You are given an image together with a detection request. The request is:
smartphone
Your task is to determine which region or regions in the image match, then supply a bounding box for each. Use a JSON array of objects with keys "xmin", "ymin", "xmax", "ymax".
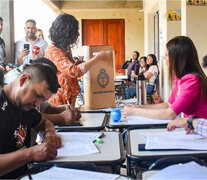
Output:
[{"xmin": 24, "ymin": 44, "xmax": 30, "ymax": 50}]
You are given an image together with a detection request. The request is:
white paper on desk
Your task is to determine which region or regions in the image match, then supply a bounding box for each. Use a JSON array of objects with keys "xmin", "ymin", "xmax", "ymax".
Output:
[
  {"xmin": 147, "ymin": 161, "xmax": 207, "ymax": 180},
  {"xmin": 126, "ymin": 116, "xmax": 170, "ymax": 125},
  {"xmin": 31, "ymin": 167, "xmax": 120, "ymax": 180},
  {"xmin": 58, "ymin": 141, "xmax": 99, "ymax": 156},
  {"xmin": 57, "ymin": 132, "xmax": 102, "ymax": 157},
  {"xmin": 120, "ymin": 98, "xmax": 137, "ymax": 105},
  {"xmin": 141, "ymin": 130, "xmax": 207, "ymax": 150},
  {"xmin": 58, "ymin": 132, "xmax": 102, "ymax": 143}
]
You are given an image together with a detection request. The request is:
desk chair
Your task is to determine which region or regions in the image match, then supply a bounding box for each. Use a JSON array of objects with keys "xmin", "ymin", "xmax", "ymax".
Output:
[
  {"xmin": 115, "ymin": 80, "xmax": 126, "ymax": 100},
  {"xmin": 125, "ymin": 127, "xmax": 207, "ymax": 179}
]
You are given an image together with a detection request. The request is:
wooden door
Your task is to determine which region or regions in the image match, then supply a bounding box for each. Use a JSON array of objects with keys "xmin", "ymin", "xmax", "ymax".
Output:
[
  {"xmin": 82, "ymin": 20, "xmax": 104, "ymax": 45},
  {"xmin": 82, "ymin": 19, "xmax": 125, "ymax": 74}
]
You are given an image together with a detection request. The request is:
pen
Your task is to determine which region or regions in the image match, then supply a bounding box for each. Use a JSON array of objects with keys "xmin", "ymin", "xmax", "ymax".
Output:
[{"xmin": 38, "ymin": 132, "xmax": 46, "ymax": 142}]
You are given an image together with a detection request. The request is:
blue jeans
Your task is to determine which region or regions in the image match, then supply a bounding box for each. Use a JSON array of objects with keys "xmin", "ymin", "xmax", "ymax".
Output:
[
  {"xmin": 125, "ymin": 85, "xmax": 136, "ymax": 99},
  {"xmin": 146, "ymin": 84, "xmax": 154, "ymax": 95},
  {"xmin": 146, "ymin": 84, "xmax": 155, "ymax": 103}
]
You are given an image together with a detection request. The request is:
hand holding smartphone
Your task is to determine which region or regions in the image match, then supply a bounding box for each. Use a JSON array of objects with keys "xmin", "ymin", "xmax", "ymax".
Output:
[{"xmin": 24, "ymin": 44, "xmax": 30, "ymax": 50}]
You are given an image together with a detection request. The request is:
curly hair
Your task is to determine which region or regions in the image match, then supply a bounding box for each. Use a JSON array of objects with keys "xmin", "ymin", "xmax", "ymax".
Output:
[{"xmin": 49, "ymin": 13, "xmax": 79, "ymax": 51}]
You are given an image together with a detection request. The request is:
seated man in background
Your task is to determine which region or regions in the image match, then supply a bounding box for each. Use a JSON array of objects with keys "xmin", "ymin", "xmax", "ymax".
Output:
[
  {"xmin": 0, "ymin": 63, "xmax": 61, "ymax": 179},
  {"xmin": 15, "ymin": 19, "xmax": 48, "ymax": 65}
]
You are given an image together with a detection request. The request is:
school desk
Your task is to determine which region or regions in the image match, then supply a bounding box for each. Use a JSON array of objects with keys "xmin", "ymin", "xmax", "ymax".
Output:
[{"xmin": 125, "ymin": 127, "xmax": 207, "ymax": 178}]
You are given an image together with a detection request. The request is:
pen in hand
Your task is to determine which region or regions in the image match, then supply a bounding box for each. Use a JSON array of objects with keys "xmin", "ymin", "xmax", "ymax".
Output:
[{"xmin": 38, "ymin": 132, "xmax": 46, "ymax": 142}]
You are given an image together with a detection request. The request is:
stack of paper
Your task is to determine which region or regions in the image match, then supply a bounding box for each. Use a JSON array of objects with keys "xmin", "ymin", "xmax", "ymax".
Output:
[
  {"xmin": 141, "ymin": 130, "xmax": 207, "ymax": 150},
  {"xmin": 148, "ymin": 161, "xmax": 207, "ymax": 180},
  {"xmin": 57, "ymin": 132, "xmax": 102, "ymax": 157},
  {"xmin": 31, "ymin": 167, "xmax": 120, "ymax": 180},
  {"xmin": 126, "ymin": 116, "xmax": 170, "ymax": 125}
]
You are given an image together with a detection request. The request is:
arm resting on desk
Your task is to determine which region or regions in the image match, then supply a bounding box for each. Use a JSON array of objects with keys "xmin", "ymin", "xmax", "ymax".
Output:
[
  {"xmin": 126, "ymin": 102, "xmax": 169, "ymax": 109},
  {"xmin": 167, "ymin": 118, "xmax": 207, "ymax": 137},
  {"xmin": 123, "ymin": 102, "xmax": 177, "ymax": 120}
]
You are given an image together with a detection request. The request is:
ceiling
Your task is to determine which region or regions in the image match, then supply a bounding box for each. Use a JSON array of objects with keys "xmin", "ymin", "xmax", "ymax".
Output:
[{"xmin": 42, "ymin": 0, "xmax": 143, "ymax": 12}]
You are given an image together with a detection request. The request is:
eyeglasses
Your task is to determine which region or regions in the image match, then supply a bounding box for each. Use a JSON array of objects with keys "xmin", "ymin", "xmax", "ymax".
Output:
[{"xmin": 140, "ymin": 61, "xmax": 145, "ymax": 63}]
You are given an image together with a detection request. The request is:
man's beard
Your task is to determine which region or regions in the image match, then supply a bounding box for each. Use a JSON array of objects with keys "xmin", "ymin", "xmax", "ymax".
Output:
[
  {"xmin": 15, "ymin": 96, "xmax": 35, "ymax": 111},
  {"xmin": 27, "ymin": 33, "xmax": 35, "ymax": 39}
]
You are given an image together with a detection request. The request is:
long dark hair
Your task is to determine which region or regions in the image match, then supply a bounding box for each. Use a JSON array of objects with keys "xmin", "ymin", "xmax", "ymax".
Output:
[
  {"xmin": 166, "ymin": 36, "xmax": 207, "ymax": 97},
  {"xmin": 133, "ymin": 51, "xmax": 140, "ymax": 61},
  {"xmin": 49, "ymin": 13, "xmax": 79, "ymax": 51},
  {"xmin": 147, "ymin": 54, "xmax": 159, "ymax": 73}
]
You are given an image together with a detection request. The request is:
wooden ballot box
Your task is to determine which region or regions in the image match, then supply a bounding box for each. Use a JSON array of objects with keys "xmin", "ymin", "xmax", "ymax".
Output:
[{"xmin": 83, "ymin": 45, "xmax": 115, "ymax": 109}]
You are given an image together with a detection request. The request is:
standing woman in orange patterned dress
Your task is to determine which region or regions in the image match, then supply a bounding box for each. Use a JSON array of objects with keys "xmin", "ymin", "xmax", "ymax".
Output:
[{"xmin": 45, "ymin": 13, "xmax": 111, "ymax": 107}]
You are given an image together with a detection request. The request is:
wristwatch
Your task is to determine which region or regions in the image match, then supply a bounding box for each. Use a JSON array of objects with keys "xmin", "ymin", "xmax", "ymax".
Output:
[{"xmin": 187, "ymin": 116, "xmax": 194, "ymax": 130}]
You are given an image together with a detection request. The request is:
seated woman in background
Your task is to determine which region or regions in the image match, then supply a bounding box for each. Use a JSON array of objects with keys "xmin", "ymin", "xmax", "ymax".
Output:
[
  {"xmin": 131, "ymin": 56, "xmax": 148, "ymax": 77},
  {"xmin": 138, "ymin": 56, "xmax": 148, "ymax": 75},
  {"xmin": 167, "ymin": 54, "xmax": 207, "ymax": 137},
  {"xmin": 145, "ymin": 54, "xmax": 159, "ymax": 103},
  {"xmin": 123, "ymin": 36, "xmax": 207, "ymax": 120},
  {"xmin": 121, "ymin": 51, "xmax": 140, "ymax": 99},
  {"xmin": 121, "ymin": 51, "xmax": 140, "ymax": 80}
]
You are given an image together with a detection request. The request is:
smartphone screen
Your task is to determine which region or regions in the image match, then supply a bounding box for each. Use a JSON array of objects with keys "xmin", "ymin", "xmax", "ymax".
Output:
[{"xmin": 24, "ymin": 44, "xmax": 30, "ymax": 50}]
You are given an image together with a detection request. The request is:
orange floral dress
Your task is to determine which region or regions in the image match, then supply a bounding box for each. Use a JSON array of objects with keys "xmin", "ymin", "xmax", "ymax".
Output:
[{"xmin": 45, "ymin": 44, "xmax": 86, "ymax": 106}]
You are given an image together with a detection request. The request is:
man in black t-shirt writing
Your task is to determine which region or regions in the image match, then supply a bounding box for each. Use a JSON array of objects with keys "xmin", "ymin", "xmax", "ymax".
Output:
[{"xmin": 0, "ymin": 63, "xmax": 61, "ymax": 179}]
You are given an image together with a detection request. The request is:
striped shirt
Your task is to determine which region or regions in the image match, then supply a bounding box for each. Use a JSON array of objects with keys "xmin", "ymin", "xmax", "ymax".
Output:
[{"xmin": 195, "ymin": 118, "xmax": 207, "ymax": 137}]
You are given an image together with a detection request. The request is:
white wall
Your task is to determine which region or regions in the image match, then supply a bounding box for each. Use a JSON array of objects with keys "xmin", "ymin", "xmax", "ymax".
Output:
[
  {"xmin": 167, "ymin": 1, "xmax": 181, "ymax": 41},
  {"xmin": 14, "ymin": 0, "xmax": 57, "ymax": 43},
  {"xmin": 144, "ymin": 0, "xmax": 169, "ymax": 102},
  {"xmin": 186, "ymin": 5, "xmax": 207, "ymax": 74}
]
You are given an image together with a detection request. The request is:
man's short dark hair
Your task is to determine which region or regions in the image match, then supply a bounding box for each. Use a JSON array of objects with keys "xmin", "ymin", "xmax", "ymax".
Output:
[
  {"xmin": 25, "ymin": 19, "xmax": 36, "ymax": 25},
  {"xmin": 30, "ymin": 58, "xmax": 58, "ymax": 74},
  {"xmin": 0, "ymin": 17, "xmax": 3, "ymax": 22},
  {"xmin": 22, "ymin": 63, "xmax": 60, "ymax": 93}
]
